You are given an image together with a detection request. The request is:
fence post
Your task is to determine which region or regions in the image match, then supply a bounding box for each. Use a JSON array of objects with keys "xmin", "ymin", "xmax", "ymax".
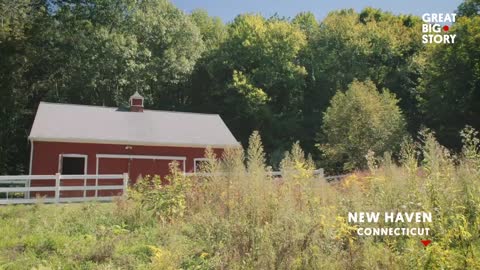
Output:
[
  {"xmin": 95, "ymin": 175, "xmax": 98, "ymax": 198},
  {"xmin": 55, "ymin": 173, "xmax": 61, "ymax": 203},
  {"xmin": 83, "ymin": 176, "xmax": 87, "ymax": 198},
  {"xmin": 318, "ymin": 168, "xmax": 324, "ymax": 178},
  {"xmin": 122, "ymin": 173, "xmax": 129, "ymax": 197},
  {"xmin": 25, "ymin": 178, "xmax": 31, "ymax": 199}
]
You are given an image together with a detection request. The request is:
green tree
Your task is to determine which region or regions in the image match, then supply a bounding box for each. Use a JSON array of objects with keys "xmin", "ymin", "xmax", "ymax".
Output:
[
  {"xmin": 419, "ymin": 14, "xmax": 480, "ymax": 149},
  {"xmin": 320, "ymin": 80, "xmax": 406, "ymax": 170},
  {"xmin": 188, "ymin": 14, "xmax": 307, "ymax": 163},
  {"xmin": 309, "ymin": 9, "xmax": 423, "ymax": 134},
  {"xmin": 44, "ymin": 0, "xmax": 204, "ymax": 107},
  {"xmin": 190, "ymin": 9, "xmax": 226, "ymax": 52},
  {"xmin": 132, "ymin": 0, "xmax": 204, "ymax": 109},
  {"xmin": 292, "ymin": 12, "xmax": 321, "ymax": 158},
  {"xmin": 0, "ymin": 0, "xmax": 48, "ymax": 174},
  {"xmin": 457, "ymin": 0, "xmax": 480, "ymax": 17}
]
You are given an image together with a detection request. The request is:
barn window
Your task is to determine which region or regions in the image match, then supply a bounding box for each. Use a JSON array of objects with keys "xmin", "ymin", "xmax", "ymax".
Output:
[
  {"xmin": 194, "ymin": 158, "xmax": 211, "ymax": 173},
  {"xmin": 59, "ymin": 155, "xmax": 87, "ymax": 175}
]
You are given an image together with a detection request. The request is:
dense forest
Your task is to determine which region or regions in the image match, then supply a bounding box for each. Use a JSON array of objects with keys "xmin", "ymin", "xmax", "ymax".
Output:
[{"xmin": 1, "ymin": 0, "xmax": 479, "ymax": 174}]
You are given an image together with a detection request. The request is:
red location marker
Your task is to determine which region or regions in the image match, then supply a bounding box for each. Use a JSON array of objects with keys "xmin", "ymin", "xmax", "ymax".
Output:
[
  {"xmin": 421, "ymin": 240, "xmax": 431, "ymax": 247},
  {"xmin": 443, "ymin": 25, "xmax": 449, "ymax": 32}
]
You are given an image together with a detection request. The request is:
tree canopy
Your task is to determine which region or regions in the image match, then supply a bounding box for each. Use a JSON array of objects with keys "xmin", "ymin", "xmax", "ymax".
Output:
[
  {"xmin": 321, "ymin": 80, "xmax": 406, "ymax": 170},
  {"xmin": 419, "ymin": 15, "xmax": 480, "ymax": 149}
]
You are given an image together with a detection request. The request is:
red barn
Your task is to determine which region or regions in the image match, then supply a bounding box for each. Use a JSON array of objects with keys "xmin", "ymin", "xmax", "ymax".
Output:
[{"xmin": 28, "ymin": 92, "xmax": 239, "ymax": 186}]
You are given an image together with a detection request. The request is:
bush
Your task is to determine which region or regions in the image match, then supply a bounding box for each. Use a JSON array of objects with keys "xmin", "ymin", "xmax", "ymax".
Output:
[
  {"xmin": 129, "ymin": 162, "xmax": 192, "ymax": 224},
  {"xmin": 320, "ymin": 79, "xmax": 406, "ymax": 171}
]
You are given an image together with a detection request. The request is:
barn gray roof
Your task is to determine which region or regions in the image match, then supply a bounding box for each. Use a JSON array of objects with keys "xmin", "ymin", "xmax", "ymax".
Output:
[{"xmin": 29, "ymin": 102, "xmax": 239, "ymax": 148}]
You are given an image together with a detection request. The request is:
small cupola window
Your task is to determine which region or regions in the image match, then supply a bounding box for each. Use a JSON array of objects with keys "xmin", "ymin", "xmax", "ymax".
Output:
[{"xmin": 129, "ymin": 91, "xmax": 144, "ymax": 112}]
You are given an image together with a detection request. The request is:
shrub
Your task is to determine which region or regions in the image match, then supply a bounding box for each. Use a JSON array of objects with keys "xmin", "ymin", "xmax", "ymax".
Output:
[
  {"xmin": 129, "ymin": 162, "xmax": 192, "ymax": 224},
  {"xmin": 320, "ymin": 79, "xmax": 406, "ymax": 171}
]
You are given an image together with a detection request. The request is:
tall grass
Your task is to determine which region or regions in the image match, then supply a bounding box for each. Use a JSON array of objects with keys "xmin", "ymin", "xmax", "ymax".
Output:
[{"xmin": 0, "ymin": 128, "xmax": 479, "ymax": 269}]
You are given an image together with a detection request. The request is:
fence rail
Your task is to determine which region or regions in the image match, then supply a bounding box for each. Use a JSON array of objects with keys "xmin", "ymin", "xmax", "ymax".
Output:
[
  {"xmin": 0, "ymin": 173, "xmax": 129, "ymax": 205},
  {"xmin": 1, "ymin": 170, "xmax": 347, "ymax": 205},
  {"xmin": 185, "ymin": 168, "xmax": 347, "ymax": 182},
  {"xmin": 325, "ymin": 174, "xmax": 349, "ymax": 182}
]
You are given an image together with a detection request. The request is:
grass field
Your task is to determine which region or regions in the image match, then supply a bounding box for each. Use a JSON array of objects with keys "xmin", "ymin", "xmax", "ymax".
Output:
[{"xmin": 1, "ymin": 131, "xmax": 479, "ymax": 269}]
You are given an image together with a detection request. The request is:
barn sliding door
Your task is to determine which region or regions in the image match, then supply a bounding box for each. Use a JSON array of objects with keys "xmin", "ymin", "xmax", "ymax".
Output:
[{"xmin": 96, "ymin": 154, "xmax": 186, "ymax": 185}]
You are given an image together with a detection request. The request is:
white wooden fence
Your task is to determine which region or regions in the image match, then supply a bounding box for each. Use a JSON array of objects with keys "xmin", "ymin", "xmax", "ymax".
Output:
[
  {"xmin": 184, "ymin": 168, "xmax": 348, "ymax": 181},
  {"xmin": 185, "ymin": 169, "xmax": 347, "ymax": 182},
  {"xmin": 269, "ymin": 169, "xmax": 325, "ymax": 178},
  {"xmin": 0, "ymin": 173, "xmax": 128, "ymax": 205},
  {"xmin": 324, "ymin": 174, "xmax": 348, "ymax": 182},
  {"xmin": 0, "ymin": 170, "xmax": 346, "ymax": 205}
]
